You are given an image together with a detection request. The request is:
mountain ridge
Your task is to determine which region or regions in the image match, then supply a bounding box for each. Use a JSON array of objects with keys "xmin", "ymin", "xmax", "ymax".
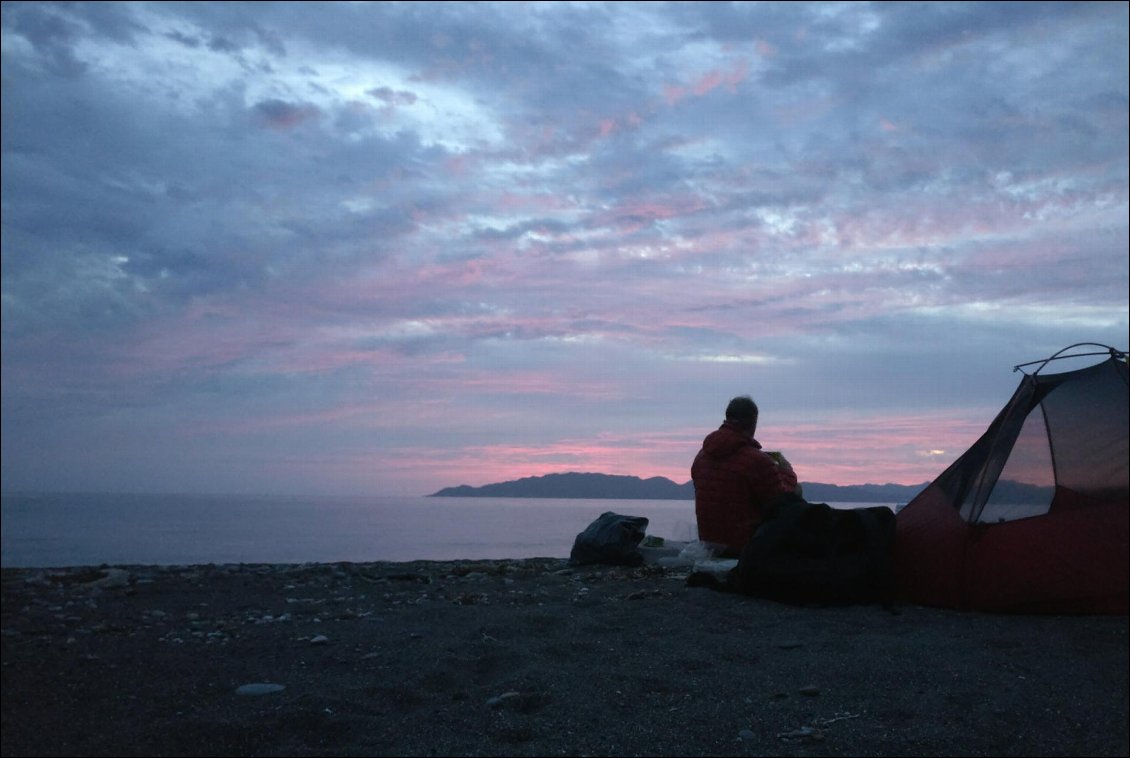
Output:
[{"xmin": 430, "ymin": 472, "xmax": 928, "ymax": 502}]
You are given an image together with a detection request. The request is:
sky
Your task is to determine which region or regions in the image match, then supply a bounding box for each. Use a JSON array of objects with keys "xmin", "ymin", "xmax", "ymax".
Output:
[{"xmin": 2, "ymin": 1, "xmax": 1127, "ymax": 498}]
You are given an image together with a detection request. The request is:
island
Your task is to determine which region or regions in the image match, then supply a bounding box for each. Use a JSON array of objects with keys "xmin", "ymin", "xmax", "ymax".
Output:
[{"xmin": 430, "ymin": 471, "xmax": 928, "ymax": 503}]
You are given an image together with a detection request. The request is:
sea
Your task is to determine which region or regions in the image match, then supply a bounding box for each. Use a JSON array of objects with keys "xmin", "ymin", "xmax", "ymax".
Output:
[{"xmin": 0, "ymin": 492, "xmax": 897, "ymax": 568}]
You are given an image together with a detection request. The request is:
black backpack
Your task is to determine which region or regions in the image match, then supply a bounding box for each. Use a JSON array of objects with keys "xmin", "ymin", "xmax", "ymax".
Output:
[{"xmin": 707, "ymin": 495, "xmax": 896, "ymax": 606}]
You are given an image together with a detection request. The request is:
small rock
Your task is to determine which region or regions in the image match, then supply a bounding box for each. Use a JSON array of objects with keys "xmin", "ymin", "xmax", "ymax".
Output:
[
  {"xmin": 487, "ymin": 691, "xmax": 521, "ymax": 708},
  {"xmin": 24, "ymin": 572, "xmax": 51, "ymax": 587},
  {"xmin": 87, "ymin": 569, "xmax": 130, "ymax": 589},
  {"xmin": 309, "ymin": 634, "xmax": 329, "ymax": 645},
  {"xmin": 235, "ymin": 683, "xmax": 286, "ymax": 696},
  {"xmin": 798, "ymin": 685, "xmax": 821, "ymax": 697},
  {"xmin": 739, "ymin": 729, "xmax": 756, "ymax": 741},
  {"xmin": 777, "ymin": 726, "xmax": 824, "ymax": 743}
]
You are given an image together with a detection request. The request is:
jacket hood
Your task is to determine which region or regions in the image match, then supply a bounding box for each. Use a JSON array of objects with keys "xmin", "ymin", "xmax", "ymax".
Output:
[{"xmin": 701, "ymin": 421, "xmax": 762, "ymax": 459}]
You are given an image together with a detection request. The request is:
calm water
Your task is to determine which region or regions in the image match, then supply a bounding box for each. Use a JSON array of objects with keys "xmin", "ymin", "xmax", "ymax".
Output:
[{"xmin": 0, "ymin": 492, "xmax": 895, "ymax": 568}]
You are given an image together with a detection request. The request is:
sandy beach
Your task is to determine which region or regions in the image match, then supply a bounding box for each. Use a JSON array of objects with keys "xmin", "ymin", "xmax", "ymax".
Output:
[{"xmin": 2, "ymin": 558, "xmax": 1126, "ymax": 757}]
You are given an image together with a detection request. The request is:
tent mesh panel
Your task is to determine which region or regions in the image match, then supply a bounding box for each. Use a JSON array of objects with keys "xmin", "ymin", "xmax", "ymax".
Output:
[{"xmin": 943, "ymin": 356, "xmax": 1128, "ymax": 524}]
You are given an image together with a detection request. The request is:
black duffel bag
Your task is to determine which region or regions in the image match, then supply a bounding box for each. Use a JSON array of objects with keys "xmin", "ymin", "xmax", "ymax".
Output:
[{"xmin": 688, "ymin": 494, "xmax": 896, "ymax": 606}]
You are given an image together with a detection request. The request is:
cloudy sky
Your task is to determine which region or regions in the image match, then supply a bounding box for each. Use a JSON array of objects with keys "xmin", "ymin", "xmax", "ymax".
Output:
[{"xmin": 2, "ymin": 1, "xmax": 1127, "ymax": 497}]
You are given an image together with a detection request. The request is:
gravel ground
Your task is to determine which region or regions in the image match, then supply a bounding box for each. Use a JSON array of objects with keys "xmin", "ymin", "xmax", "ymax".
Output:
[{"xmin": 2, "ymin": 559, "xmax": 1127, "ymax": 757}]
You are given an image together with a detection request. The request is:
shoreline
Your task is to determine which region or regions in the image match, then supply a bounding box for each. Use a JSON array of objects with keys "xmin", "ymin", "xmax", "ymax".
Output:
[
  {"xmin": 2, "ymin": 558, "xmax": 1127, "ymax": 757},
  {"xmin": 0, "ymin": 491, "xmax": 902, "ymax": 571}
]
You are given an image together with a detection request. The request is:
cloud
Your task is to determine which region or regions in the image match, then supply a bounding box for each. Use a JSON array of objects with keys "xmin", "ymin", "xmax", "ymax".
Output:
[
  {"xmin": 252, "ymin": 98, "xmax": 321, "ymax": 128},
  {"xmin": 2, "ymin": 1, "xmax": 1127, "ymax": 497},
  {"xmin": 2, "ymin": 2, "xmax": 90, "ymax": 77},
  {"xmin": 367, "ymin": 86, "xmax": 418, "ymax": 107}
]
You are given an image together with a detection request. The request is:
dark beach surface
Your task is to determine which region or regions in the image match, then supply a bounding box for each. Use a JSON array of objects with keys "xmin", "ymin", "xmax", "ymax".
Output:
[{"xmin": 2, "ymin": 558, "xmax": 1126, "ymax": 757}]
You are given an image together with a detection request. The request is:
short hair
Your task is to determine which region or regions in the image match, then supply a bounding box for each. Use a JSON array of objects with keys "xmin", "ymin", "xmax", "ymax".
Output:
[{"xmin": 725, "ymin": 395, "xmax": 759, "ymax": 428}]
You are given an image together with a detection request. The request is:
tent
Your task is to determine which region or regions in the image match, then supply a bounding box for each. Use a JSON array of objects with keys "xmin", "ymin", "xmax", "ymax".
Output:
[{"xmin": 895, "ymin": 344, "xmax": 1129, "ymax": 614}]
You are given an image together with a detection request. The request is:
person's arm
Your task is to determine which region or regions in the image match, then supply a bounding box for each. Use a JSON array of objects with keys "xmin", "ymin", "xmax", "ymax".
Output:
[
  {"xmin": 747, "ymin": 449, "xmax": 797, "ymax": 502},
  {"xmin": 767, "ymin": 451, "xmax": 801, "ymax": 496}
]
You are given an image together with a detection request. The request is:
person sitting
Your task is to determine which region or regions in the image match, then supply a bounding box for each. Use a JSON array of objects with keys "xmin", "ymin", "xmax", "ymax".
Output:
[{"xmin": 691, "ymin": 395, "xmax": 800, "ymax": 556}]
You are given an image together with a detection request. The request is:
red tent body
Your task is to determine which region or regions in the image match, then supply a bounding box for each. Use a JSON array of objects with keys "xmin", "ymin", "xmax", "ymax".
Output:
[{"xmin": 895, "ymin": 348, "xmax": 1129, "ymax": 614}]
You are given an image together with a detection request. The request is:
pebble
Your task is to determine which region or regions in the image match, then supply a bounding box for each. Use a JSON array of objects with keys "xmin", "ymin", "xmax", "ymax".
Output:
[
  {"xmin": 487, "ymin": 691, "xmax": 521, "ymax": 708},
  {"xmin": 777, "ymin": 726, "xmax": 824, "ymax": 742},
  {"xmin": 738, "ymin": 729, "xmax": 756, "ymax": 741},
  {"xmin": 799, "ymin": 685, "xmax": 821, "ymax": 697},
  {"xmin": 309, "ymin": 634, "xmax": 329, "ymax": 645},
  {"xmin": 235, "ymin": 683, "xmax": 285, "ymax": 696},
  {"xmin": 85, "ymin": 569, "xmax": 131, "ymax": 589}
]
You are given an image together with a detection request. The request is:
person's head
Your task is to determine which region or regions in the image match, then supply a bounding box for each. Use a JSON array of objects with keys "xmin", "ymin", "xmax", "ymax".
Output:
[{"xmin": 725, "ymin": 395, "xmax": 759, "ymax": 435}]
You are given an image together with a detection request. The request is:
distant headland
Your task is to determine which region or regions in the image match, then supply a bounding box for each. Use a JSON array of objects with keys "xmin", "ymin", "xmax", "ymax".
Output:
[{"xmin": 430, "ymin": 472, "xmax": 928, "ymax": 502}]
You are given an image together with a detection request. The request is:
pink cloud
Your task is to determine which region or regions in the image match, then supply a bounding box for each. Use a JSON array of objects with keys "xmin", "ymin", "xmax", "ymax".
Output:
[
  {"xmin": 445, "ymin": 154, "xmax": 470, "ymax": 176},
  {"xmin": 594, "ymin": 108, "xmax": 649, "ymax": 140},
  {"xmin": 663, "ymin": 84, "xmax": 688, "ymax": 106},
  {"xmin": 415, "ymin": 433, "xmax": 698, "ymax": 490},
  {"xmin": 665, "ymin": 59, "xmax": 750, "ymax": 105},
  {"xmin": 595, "ymin": 194, "xmax": 709, "ymax": 233},
  {"xmin": 693, "ymin": 70, "xmax": 726, "ymax": 96},
  {"xmin": 766, "ymin": 411, "xmax": 995, "ymax": 486}
]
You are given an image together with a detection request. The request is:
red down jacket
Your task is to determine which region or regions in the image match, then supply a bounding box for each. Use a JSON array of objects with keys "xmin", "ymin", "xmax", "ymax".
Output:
[{"xmin": 691, "ymin": 421, "xmax": 798, "ymax": 556}]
